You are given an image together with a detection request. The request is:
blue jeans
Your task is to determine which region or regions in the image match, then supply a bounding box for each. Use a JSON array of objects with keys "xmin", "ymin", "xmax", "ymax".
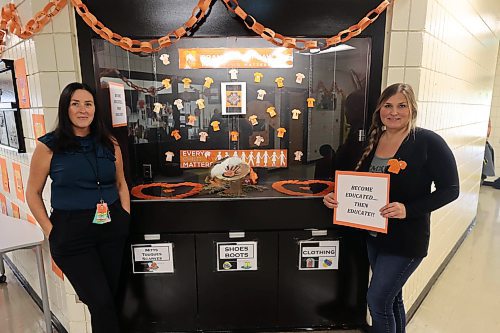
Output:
[{"xmin": 366, "ymin": 238, "xmax": 423, "ymax": 333}]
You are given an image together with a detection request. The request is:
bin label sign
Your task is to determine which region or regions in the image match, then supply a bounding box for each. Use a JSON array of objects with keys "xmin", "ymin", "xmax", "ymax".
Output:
[
  {"xmin": 132, "ymin": 243, "xmax": 174, "ymax": 274},
  {"xmin": 216, "ymin": 241, "xmax": 258, "ymax": 272},
  {"xmin": 298, "ymin": 240, "xmax": 339, "ymax": 270}
]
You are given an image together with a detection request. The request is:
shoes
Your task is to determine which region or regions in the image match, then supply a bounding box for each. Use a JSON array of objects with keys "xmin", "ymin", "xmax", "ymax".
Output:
[{"xmin": 482, "ymin": 178, "xmax": 500, "ymax": 189}]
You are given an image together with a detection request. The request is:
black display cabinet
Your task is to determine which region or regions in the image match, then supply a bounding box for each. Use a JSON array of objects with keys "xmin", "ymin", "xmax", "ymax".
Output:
[
  {"xmin": 278, "ymin": 230, "xmax": 368, "ymax": 329},
  {"xmin": 196, "ymin": 232, "xmax": 279, "ymax": 330},
  {"xmin": 73, "ymin": 1, "xmax": 387, "ymax": 331},
  {"xmin": 120, "ymin": 233, "xmax": 198, "ymax": 332},
  {"xmin": 116, "ymin": 199, "xmax": 369, "ymax": 332}
]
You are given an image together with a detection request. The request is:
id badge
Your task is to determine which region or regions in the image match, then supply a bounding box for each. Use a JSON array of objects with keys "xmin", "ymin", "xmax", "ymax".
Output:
[{"xmin": 93, "ymin": 201, "xmax": 111, "ymax": 224}]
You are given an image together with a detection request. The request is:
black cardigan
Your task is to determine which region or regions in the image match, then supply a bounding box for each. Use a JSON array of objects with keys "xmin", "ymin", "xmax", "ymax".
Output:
[{"xmin": 354, "ymin": 127, "xmax": 460, "ymax": 257}]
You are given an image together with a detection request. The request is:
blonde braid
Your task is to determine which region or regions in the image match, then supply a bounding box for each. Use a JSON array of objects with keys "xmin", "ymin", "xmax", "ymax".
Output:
[{"xmin": 354, "ymin": 123, "xmax": 382, "ymax": 171}]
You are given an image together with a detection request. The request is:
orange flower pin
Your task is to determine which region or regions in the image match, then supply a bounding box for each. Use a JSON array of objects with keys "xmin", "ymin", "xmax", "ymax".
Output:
[{"xmin": 387, "ymin": 159, "xmax": 407, "ymax": 174}]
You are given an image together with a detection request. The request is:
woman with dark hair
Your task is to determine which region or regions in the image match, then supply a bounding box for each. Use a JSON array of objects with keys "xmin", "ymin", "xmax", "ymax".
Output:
[
  {"xmin": 323, "ymin": 83, "xmax": 459, "ymax": 333},
  {"xmin": 26, "ymin": 82, "xmax": 130, "ymax": 333}
]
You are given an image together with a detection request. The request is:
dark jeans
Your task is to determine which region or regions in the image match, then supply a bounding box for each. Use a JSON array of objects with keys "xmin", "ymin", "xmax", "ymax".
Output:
[
  {"xmin": 366, "ymin": 237, "xmax": 423, "ymax": 333},
  {"xmin": 49, "ymin": 201, "xmax": 130, "ymax": 333}
]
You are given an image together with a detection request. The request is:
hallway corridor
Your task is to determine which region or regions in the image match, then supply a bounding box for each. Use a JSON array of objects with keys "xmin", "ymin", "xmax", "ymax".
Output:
[{"xmin": 406, "ymin": 186, "xmax": 500, "ymax": 333}]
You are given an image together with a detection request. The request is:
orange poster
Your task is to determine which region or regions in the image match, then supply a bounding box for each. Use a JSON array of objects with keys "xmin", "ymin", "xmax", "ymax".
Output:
[
  {"xmin": 179, "ymin": 149, "xmax": 288, "ymax": 168},
  {"xmin": 14, "ymin": 58, "xmax": 30, "ymax": 109},
  {"xmin": 12, "ymin": 162, "xmax": 25, "ymax": 202},
  {"xmin": 13, "ymin": 58, "xmax": 27, "ymax": 77},
  {"xmin": 178, "ymin": 47, "xmax": 293, "ymax": 69},
  {"xmin": 11, "ymin": 202, "xmax": 20, "ymax": 219},
  {"xmin": 32, "ymin": 114, "xmax": 46, "ymax": 139},
  {"xmin": 0, "ymin": 157, "xmax": 9, "ymax": 193},
  {"xmin": 0, "ymin": 192, "xmax": 6, "ymax": 214}
]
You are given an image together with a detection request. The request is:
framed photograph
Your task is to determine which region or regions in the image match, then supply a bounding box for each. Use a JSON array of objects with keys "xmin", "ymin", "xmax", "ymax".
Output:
[
  {"xmin": 0, "ymin": 62, "xmax": 17, "ymax": 108},
  {"xmin": 0, "ymin": 59, "xmax": 26, "ymax": 153},
  {"xmin": 221, "ymin": 82, "xmax": 246, "ymax": 115},
  {"xmin": 0, "ymin": 112, "xmax": 8, "ymax": 146},
  {"xmin": 4, "ymin": 110, "xmax": 19, "ymax": 149}
]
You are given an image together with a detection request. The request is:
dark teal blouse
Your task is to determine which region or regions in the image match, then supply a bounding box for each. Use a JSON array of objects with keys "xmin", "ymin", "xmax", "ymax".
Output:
[{"xmin": 38, "ymin": 132, "xmax": 119, "ymax": 210}]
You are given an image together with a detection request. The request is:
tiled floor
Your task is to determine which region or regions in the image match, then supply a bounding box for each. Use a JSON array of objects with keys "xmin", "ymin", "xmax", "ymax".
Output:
[
  {"xmin": 0, "ymin": 266, "xmax": 50, "ymax": 332},
  {"xmin": 406, "ymin": 185, "xmax": 500, "ymax": 333},
  {"xmin": 1, "ymin": 186, "xmax": 499, "ymax": 333}
]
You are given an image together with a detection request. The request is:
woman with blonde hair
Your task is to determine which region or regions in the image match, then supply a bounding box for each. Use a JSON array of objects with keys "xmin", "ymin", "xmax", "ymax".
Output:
[{"xmin": 324, "ymin": 83, "xmax": 459, "ymax": 333}]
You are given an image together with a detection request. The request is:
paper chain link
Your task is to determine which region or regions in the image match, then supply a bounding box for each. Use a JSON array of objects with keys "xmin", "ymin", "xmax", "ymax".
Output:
[
  {"xmin": 100, "ymin": 68, "xmax": 166, "ymax": 95},
  {"xmin": 70, "ymin": 0, "xmax": 212, "ymax": 53},
  {"xmin": 1, "ymin": 0, "xmax": 67, "ymax": 39},
  {"xmin": 220, "ymin": 0, "xmax": 391, "ymax": 51},
  {"xmin": 1, "ymin": 0, "xmax": 391, "ymax": 54}
]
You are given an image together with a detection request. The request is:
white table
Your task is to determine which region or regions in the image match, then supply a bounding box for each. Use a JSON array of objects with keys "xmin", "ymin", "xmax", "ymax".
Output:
[{"xmin": 0, "ymin": 215, "xmax": 52, "ymax": 333}]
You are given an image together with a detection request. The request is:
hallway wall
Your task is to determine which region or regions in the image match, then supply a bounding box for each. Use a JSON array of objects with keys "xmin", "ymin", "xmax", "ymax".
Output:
[
  {"xmin": 0, "ymin": 0, "xmax": 86, "ymax": 331},
  {"xmin": 490, "ymin": 46, "xmax": 500, "ymax": 176},
  {"xmin": 383, "ymin": 0, "xmax": 499, "ymax": 312}
]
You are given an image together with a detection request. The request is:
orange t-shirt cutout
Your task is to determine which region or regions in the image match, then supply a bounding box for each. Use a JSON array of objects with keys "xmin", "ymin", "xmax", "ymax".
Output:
[
  {"xmin": 171, "ymin": 129, "xmax": 181, "ymax": 140},
  {"xmin": 230, "ymin": 131, "xmax": 239, "ymax": 141},
  {"xmin": 182, "ymin": 78, "xmax": 192, "ymax": 89},
  {"xmin": 387, "ymin": 159, "xmax": 407, "ymax": 174},
  {"xmin": 275, "ymin": 77, "xmax": 284, "ymax": 88},
  {"xmin": 211, "ymin": 121, "xmax": 220, "ymax": 131},
  {"xmin": 266, "ymin": 107, "xmax": 277, "ymax": 118}
]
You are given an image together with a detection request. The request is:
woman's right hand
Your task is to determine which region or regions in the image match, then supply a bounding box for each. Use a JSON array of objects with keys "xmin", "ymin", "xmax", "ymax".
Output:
[{"xmin": 323, "ymin": 192, "xmax": 338, "ymax": 209}]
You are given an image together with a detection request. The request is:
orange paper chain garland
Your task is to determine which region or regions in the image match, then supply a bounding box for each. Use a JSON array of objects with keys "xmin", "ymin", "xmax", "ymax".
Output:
[{"xmin": 1, "ymin": 0, "xmax": 392, "ymax": 54}]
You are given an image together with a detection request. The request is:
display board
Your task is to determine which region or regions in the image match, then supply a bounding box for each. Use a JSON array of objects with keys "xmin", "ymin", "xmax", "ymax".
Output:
[{"xmin": 92, "ymin": 37, "xmax": 371, "ymax": 200}]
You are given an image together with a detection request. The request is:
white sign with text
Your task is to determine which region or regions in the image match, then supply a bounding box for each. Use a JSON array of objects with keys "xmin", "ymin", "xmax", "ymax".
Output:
[
  {"xmin": 334, "ymin": 171, "xmax": 390, "ymax": 233},
  {"xmin": 216, "ymin": 241, "xmax": 257, "ymax": 271},
  {"xmin": 132, "ymin": 243, "xmax": 174, "ymax": 274},
  {"xmin": 299, "ymin": 240, "xmax": 339, "ymax": 270},
  {"xmin": 108, "ymin": 81, "xmax": 127, "ymax": 127}
]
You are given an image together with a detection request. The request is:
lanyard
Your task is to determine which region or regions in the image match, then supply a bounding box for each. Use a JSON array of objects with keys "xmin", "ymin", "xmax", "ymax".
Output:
[{"xmin": 82, "ymin": 145, "xmax": 104, "ymax": 202}]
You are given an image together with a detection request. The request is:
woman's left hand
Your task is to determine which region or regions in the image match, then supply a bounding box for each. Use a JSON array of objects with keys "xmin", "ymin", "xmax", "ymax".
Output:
[{"xmin": 380, "ymin": 202, "xmax": 406, "ymax": 219}]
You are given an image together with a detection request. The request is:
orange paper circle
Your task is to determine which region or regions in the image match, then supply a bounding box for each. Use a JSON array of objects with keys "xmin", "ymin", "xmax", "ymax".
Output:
[
  {"xmin": 272, "ymin": 180, "xmax": 334, "ymax": 197},
  {"xmin": 131, "ymin": 182, "xmax": 203, "ymax": 200}
]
